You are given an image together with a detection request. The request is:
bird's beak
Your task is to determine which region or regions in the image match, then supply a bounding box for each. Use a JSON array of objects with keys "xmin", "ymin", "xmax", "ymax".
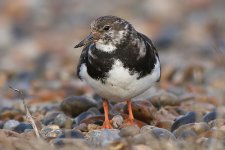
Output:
[{"xmin": 74, "ymin": 34, "xmax": 94, "ymax": 48}]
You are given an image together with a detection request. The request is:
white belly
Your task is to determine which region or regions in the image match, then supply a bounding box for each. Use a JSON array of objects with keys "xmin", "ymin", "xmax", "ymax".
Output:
[{"xmin": 79, "ymin": 58, "xmax": 160, "ymax": 102}]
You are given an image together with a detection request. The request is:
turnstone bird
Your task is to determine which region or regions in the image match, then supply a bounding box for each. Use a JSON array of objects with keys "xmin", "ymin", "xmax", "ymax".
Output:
[{"xmin": 75, "ymin": 16, "xmax": 160, "ymax": 128}]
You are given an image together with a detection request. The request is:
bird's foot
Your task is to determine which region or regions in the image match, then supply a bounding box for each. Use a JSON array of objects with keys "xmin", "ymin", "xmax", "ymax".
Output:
[
  {"xmin": 124, "ymin": 118, "xmax": 136, "ymax": 126},
  {"xmin": 102, "ymin": 120, "xmax": 113, "ymax": 129}
]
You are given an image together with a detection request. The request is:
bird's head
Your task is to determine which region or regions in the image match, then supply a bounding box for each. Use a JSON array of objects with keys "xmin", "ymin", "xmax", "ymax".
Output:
[{"xmin": 75, "ymin": 16, "xmax": 134, "ymax": 52}]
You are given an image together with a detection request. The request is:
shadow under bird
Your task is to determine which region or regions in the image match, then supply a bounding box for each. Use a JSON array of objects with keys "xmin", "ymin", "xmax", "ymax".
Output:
[{"xmin": 75, "ymin": 16, "xmax": 161, "ymax": 128}]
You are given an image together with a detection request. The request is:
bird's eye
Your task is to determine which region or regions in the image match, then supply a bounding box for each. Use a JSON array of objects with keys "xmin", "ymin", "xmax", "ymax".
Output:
[{"xmin": 103, "ymin": 25, "xmax": 110, "ymax": 31}]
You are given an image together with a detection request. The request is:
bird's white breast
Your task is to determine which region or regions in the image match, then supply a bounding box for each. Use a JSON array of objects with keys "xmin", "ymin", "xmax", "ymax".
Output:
[{"xmin": 79, "ymin": 57, "xmax": 160, "ymax": 102}]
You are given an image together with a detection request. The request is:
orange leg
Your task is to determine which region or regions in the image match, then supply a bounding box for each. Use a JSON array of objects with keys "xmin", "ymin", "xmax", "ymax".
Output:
[
  {"xmin": 125, "ymin": 100, "xmax": 135, "ymax": 125},
  {"xmin": 102, "ymin": 99, "xmax": 113, "ymax": 129}
]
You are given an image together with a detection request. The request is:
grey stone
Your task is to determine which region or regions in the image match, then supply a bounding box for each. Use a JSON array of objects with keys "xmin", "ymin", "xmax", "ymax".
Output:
[
  {"xmin": 13, "ymin": 123, "xmax": 33, "ymax": 133},
  {"xmin": 42, "ymin": 111, "xmax": 61, "ymax": 125},
  {"xmin": 171, "ymin": 112, "xmax": 196, "ymax": 132},
  {"xmin": 54, "ymin": 113, "xmax": 73, "ymax": 128},
  {"xmin": 140, "ymin": 125, "xmax": 176, "ymax": 141},
  {"xmin": 40, "ymin": 125, "xmax": 62, "ymax": 139},
  {"xmin": 61, "ymin": 96, "xmax": 97, "ymax": 117},
  {"xmin": 87, "ymin": 129, "xmax": 120, "ymax": 146},
  {"xmin": 112, "ymin": 115, "xmax": 123, "ymax": 129},
  {"xmin": 3, "ymin": 120, "xmax": 20, "ymax": 130},
  {"xmin": 173, "ymin": 122, "xmax": 210, "ymax": 138},
  {"xmin": 58, "ymin": 129, "xmax": 84, "ymax": 139},
  {"xmin": 119, "ymin": 125, "xmax": 140, "ymax": 137}
]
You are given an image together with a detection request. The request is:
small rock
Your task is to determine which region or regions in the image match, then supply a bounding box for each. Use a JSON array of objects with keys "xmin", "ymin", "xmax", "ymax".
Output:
[
  {"xmin": 154, "ymin": 107, "xmax": 177, "ymax": 123},
  {"xmin": 3, "ymin": 120, "xmax": 20, "ymax": 130},
  {"xmin": 58, "ymin": 129, "xmax": 84, "ymax": 139},
  {"xmin": 111, "ymin": 102, "xmax": 126, "ymax": 115},
  {"xmin": 106, "ymin": 139, "xmax": 128, "ymax": 150},
  {"xmin": 171, "ymin": 112, "xmax": 196, "ymax": 132},
  {"xmin": 124, "ymin": 101, "xmax": 157, "ymax": 124},
  {"xmin": 75, "ymin": 111, "xmax": 96, "ymax": 125},
  {"xmin": 61, "ymin": 96, "xmax": 97, "ymax": 117},
  {"xmin": 112, "ymin": 115, "xmax": 123, "ymax": 129},
  {"xmin": 140, "ymin": 125, "xmax": 176, "ymax": 141},
  {"xmin": 208, "ymin": 119, "xmax": 225, "ymax": 128},
  {"xmin": 150, "ymin": 91, "xmax": 179, "ymax": 107},
  {"xmin": 13, "ymin": 123, "xmax": 33, "ymax": 133},
  {"xmin": 42, "ymin": 111, "xmax": 61, "ymax": 125},
  {"xmin": 132, "ymin": 144, "xmax": 153, "ymax": 150},
  {"xmin": 20, "ymin": 129, "xmax": 37, "ymax": 139},
  {"xmin": 54, "ymin": 113, "xmax": 73, "ymax": 128},
  {"xmin": 87, "ymin": 129, "xmax": 120, "ymax": 146},
  {"xmin": 198, "ymin": 129, "xmax": 225, "ymax": 140},
  {"xmin": 40, "ymin": 125, "xmax": 62, "ymax": 139},
  {"xmin": 79, "ymin": 116, "xmax": 105, "ymax": 126},
  {"xmin": 87, "ymin": 107, "xmax": 101, "ymax": 115},
  {"xmin": 0, "ymin": 120, "xmax": 4, "ymax": 129},
  {"xmin": 53, "ymin": 138, "xmax": 91, "ymax": 149},
  {"xmin": 173, "ymin": 122, "xmax": 210, "ymax": 138},
  {"xmin": 220, "ymin": 125, "xmax": 225, "ymax": 131},
  {"xmin": 156, "ymin": 120, "xmax": 174, "ymax": 130},
  {"xmin": 75, "ymin": 123, "xmax": 88, "ymax": 132},
  {"xmin": 177, "ymin": 130, "xmax": 197, "ymax": 140},
  {"xmin": 87, "ymin": 124, "xmax": 101, "ymax": 131},
  {"xmin": 0, "ymin": 129, "xmax": 21, "ymax": 138},
  {"xmin": 203, "ymin": 111, "xmax": 217, "ymax": 123},
  {"xmin": 119, "ymin": 125, "xmax": 140, "ymax": 137},
  {"xmin": 131, "ymin": 131, "xmax": 160, "ymax": 145},
  {"xmin": 0, "ymin": 109, "xmax": 24, "ymax": 121}
]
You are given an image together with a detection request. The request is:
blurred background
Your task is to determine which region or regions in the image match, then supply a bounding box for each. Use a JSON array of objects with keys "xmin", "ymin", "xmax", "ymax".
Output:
[{"xmin": 0, "ymin": 0, "xmax": 225, "ymax": 104}]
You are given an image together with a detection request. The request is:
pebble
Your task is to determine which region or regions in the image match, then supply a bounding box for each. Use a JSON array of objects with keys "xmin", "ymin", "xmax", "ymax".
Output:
[
  {"xmin": 40, "ymin": 125, "xmax": 62, "ymax": 139},
  {"xmin": 154, "ymin": 107, "xmax": 177, "ymax": 123},
  {"xmin": 53, "ymin": 138, "xmax": 91, "ymax": 149},
  {"xmin": 54, "ymin": 113, "xmax": 73, "ymax": 128},
  {"xmin": 208, "ymin": 119, "xmax": 225, "ymax": 128},
  {"xmin": 0, "ymin": 129, "xmax": 21, "ymax": 138},
  {"xmin": 171, "ymin": 112, "xmax": 196, "ymax": 132},
  {"xmin": 177, "ymin": 130, "xmax": 197, "ymax": 140},
  {"xmin": 87, "ymin": 123, "xmax": 101, "ymax": 131},
  {"xmin": 173, "ymin": 122, "xmax": 210, "ymax": 138},
  {"xmin": 111, "ymin": 102, "xmax": 126, "ymax": 115},
  {"xmin": 0, "ymin": 109, "xmax": 24, "ymax": 121},
  {"xmin": 87, "ymin": 129, "xmax": 120, "ymax": 146},
  {"xmin": 119, "ymin": 125, "xmax": 140, "ymax": 137},
  {"xmin": 60, "ymin": 96, "xmax": 97, "ymax": 117},
  {"xmin": 87, "ymin": 107, "xmax": 101, "ymax": 115},
  {"xmin": 79, "ymin": 116, "xmax": 105, "ymax": 126},
  {"xmin": 20, "ymin": 130, "xmax": 37, "ymax": 139},
  {"xmin": 203, "ymin": 111, "xmax": 217, "ymax": 123},
  {"xmin": 13, "ymin": 123, "xmax": 33, "ymax": 133},
  {"xmin": 3, "ymin": 120, "xmax": 20, "ymax": 130},
  {"xmin": 220, "ymin": 125, "xmax": 225, "ymax": 131},
  {"xmin": 156, "ymin": 120, "xmax": 174, "ymax": 131},
  {"xmin": 150, "ymin": 91, "xmax": 180, "ymax": 107},
  {"xmin": 58, "ymin": 129, "xmax": 84, "ymax": 139},
  {"xmin": 75, "ymin": 123, "xmax": 88, "ymax": 132},
  {"xmin": 112, "ymin": 115, "xmax": 123, "ymax": 129},
  {"xmin": 74, "ymin": 111, "xmax": 96, "ymax": 125},
  {"xmin": 140, "ymin": 125, "xmax": 176, "ymax": 141},
  {"xmin": 124, "ymin": 100, "xmax": 157, "ymax": 124},
  {"xmin": 198, "ymin": 129, "xmax": 225, "ymax": 140},
  {"xmin": 42, "ymin": 111, "xmax": 61, "ymax": 125},
  {"xmin": 0, "ymin": 120, "xmax": 4, "ymax": 129},
  {"xmin": 132, "ymin": 144, "xmax": 153, "ymax": 150}
]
